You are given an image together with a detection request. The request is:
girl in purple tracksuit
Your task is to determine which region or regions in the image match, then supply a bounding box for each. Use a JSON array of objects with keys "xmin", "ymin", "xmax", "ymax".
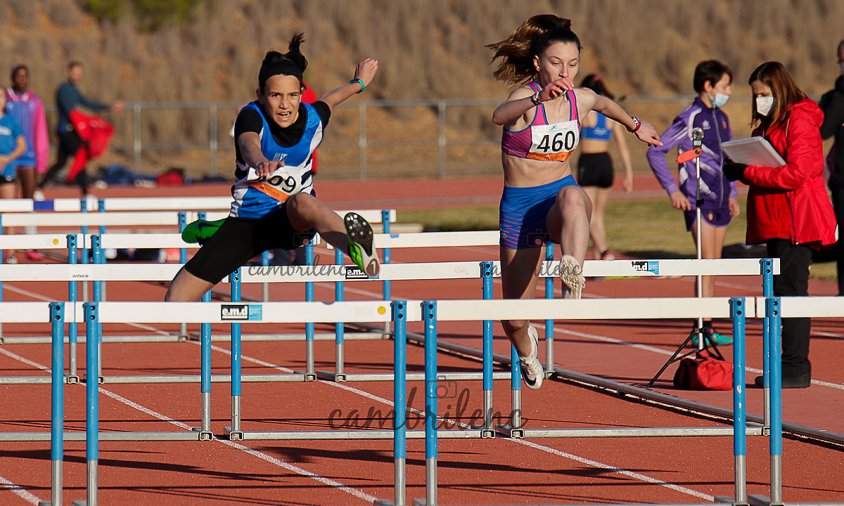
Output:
[{"xmin": 646, "ymin": 60, "xmax": 737, "ymax": 344}]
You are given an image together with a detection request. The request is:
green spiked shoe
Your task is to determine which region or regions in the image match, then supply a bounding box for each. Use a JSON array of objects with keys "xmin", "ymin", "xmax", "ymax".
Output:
[
  {"xmin": 344, "ymin": 212, "xmax": 380, "ymax": 277},
  {"xmin": 692, "ymin": 325, "xmax": 733, "ymax": 346},
  {"xmin": 181, "ymin": 218, "xmax": 225, "ymax": 245}
]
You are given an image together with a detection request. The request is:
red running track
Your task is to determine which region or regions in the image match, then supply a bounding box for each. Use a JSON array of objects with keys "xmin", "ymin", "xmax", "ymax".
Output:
[{"xmin": 0, "ymin": 178, "xmax": 841, "ymax": 505}]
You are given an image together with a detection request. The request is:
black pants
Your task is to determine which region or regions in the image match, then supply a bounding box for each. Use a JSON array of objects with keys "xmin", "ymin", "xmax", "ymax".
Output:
[
  {"xmin": 830, "ymin": 184, "xmax": 844, "ymax": 294},
  {"xmin": 766, "ymin": 239, "xmax": 812, "ymax": 377},
  {"xmin": 38, "ymin": 130, "xmax": 89, "ymax": 193}
]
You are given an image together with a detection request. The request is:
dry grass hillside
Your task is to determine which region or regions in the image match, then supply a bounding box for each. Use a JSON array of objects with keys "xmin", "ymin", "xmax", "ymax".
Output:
[{"xmin": 1, "ymin": 0, "xmax": 843, "ymax": 178}]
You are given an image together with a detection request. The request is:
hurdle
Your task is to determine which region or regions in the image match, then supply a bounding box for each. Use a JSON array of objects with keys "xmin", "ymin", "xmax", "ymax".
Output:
[
  {"xmin": 404, "ymin": 296, "xmax": 757, "ymax": 506},
  {"xmin": 749, "ymin": 295, "xmax": 844, "ymax": 506},
  {"xmin": 62, "ymin": 300, "xmax": 397, "ymax": 506},
  {"xmin": 0, "ymin": 255, "xmax": 781, "ymax": 436},
  {"xmin": 0, "ymin": 196, "xmax": 233, "ymax": 213}
]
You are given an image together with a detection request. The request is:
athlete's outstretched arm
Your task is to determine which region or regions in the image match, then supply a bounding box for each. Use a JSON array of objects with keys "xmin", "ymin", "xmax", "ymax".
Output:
[
  {"xmin": 577, "ymin": 88, "xmax": 662, "ymax": 146},
  {"xmin": 319, "ymin": 58, "xmax": 379, "ymax": 110},
  {"xmin": 236, "ymin": 131, "xmax": 285, "ymax": 177}
]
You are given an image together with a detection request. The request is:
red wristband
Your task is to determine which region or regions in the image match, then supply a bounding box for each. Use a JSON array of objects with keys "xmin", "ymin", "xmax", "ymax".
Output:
[{"xmin": 629, "ymin": 116, "xmax": 641, "ymax": 133}]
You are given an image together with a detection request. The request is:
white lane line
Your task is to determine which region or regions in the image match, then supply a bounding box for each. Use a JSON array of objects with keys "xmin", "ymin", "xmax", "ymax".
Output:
[
  {"xmin": 205, "ymin": 342, "xmax": 714, "ymax": 501},
  {"xmin": 0, "ymin": 475, "xmax": 42, "ymax": 505},
  {"xmin": 99, "ymin": 389, "xmax": 378, "ymax": 503},
  {"xmin": 0, "ymin": 347, "xmax": 378, "ymax": 504}
]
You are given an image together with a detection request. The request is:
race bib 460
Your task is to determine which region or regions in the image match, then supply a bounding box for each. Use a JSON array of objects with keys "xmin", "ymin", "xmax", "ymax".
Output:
[{"xmin": 527, "ymin": 120, "xmax": 579, "ymax": 162}]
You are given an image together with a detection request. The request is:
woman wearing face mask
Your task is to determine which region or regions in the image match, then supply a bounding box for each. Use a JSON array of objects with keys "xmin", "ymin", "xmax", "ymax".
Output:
[
  {"xmin": 167, "ymin": 34, "xmax": 381, "ymax": 301},
  {"xmin": 723, "ymin": 61, "xmax": 836, "ymax": 388},
  {"xmin": 647, "ymin": 60, "xmax": 737, "ymax": 346}
]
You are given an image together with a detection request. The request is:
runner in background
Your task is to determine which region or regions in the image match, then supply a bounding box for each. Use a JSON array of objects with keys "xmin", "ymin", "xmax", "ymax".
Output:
[
  {"xmin": 575, "ymin": 74, "xmax": 633, "ymax": 261},
  {"xmin": 0, "ymin": 90, "xmax": 28, "ymax": 262},
  {"xmin": 6, "ymin": 64, "xmax": 49, "ymax": 260}
]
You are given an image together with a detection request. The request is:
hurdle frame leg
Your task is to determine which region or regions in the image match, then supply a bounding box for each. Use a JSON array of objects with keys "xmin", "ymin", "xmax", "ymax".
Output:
[
  {"xmin": 480, "ymin": 262, "xmax": 495, "ymax": 438},
  {"xmin": 40, "ymin": 303, "xmax": 66, "ymax": 506},
  {"xmin": 229, "ymin": 269, "xmax": 243, "ymax": 439},
  {"xmin": 373, "ymin": 300, "xmax": 408, "ymax": 506}
]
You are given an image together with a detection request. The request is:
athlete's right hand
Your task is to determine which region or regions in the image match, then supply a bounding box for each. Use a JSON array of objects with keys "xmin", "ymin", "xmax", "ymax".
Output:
[
  {"xmin": 254, "ymin": 160, "xmax": 284, "ymax": 178},
  {"xmin": 669, "ymin": 190, "xmax": 691, "ymax": 211},
  {"xmin": 540, "ymin": 78, "xmax": 574, "ymax": 102}
]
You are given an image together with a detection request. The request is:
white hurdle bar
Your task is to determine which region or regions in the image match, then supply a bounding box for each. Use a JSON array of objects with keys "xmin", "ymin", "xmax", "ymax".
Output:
[
  {"xmin": 0, "ymin": 208, "xmax": 394, "ymax": 229},
  {"xmin": 409, "ymin": 296, "xmax": 756, "ymax": 506},
  {"xmin": 0, "ymin": 196, "xmax": 233, "ymax": 213}
]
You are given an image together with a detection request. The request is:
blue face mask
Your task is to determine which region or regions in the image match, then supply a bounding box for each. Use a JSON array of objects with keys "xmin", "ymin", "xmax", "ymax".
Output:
[{"xmin": 710, "ymin": 91, "xmax": 729, "ymax": 108}]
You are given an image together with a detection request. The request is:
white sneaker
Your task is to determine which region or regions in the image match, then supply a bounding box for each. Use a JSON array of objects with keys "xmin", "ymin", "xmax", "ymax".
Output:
[
  {"xmin": 519, "ymin": 326, "xmax": 544, "ymax": 389},
  {"xmin": 32, "ymin": 189, "xmax": 45, "ymax": 201},
  {"xmin": 560, "ymin": 254, "xmax": 585, "ymax": 299}
]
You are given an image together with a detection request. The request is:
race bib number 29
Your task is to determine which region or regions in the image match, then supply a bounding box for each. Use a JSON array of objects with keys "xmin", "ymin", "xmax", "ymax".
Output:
[
  {"xmin": 528, "ymin": 120, "xmax": 579, "ymax": 162},
  {"xmin": 247, "ymin": 168, "xmax": 302, "ymax": 202}
]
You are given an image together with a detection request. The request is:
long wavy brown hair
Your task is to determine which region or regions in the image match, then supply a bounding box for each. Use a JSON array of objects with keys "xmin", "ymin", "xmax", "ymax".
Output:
[
  {"xmin": 748, "ymin": 61, "xmax": 806, "ymax": 130},
  {"xmin": 487, "ymin": 15, "xmax": 581, "ymax": 85}
]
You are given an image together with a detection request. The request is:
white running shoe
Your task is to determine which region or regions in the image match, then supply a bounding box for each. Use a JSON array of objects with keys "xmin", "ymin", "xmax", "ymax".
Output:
[
  {"xmin": 32, "ymin": 189, "xmax": 45, "ymax": 201},
  {"xmin": 519, "ymin": 325, "xmax": 544, "ymax": 390},
  {"xmin": 560, "ymin": 254, "xmax": 585, "ymax": 299}
]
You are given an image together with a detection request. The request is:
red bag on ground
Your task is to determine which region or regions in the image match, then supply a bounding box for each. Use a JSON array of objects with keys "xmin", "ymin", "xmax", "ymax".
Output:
[{"xmin": 673, "ymin": 350, "xmax": 733, "ymax": 390}]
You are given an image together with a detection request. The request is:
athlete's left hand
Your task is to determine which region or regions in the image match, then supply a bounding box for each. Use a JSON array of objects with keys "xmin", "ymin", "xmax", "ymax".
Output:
[
  {"xmin": 729, "ymin": 197, "xmax": 741, "ymax": 218},
  {"xmin": 354, "ymin": 58, "xmax": 379, "ymax": 88},
  {"xmin": 634, "ymin": 120, "xmax": 662, "ymax": 146}
]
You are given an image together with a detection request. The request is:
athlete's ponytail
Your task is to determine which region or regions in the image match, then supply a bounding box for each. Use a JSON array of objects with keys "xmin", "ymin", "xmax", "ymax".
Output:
[{"xmin": 258, "ymin": 33, "xmax": 309, "ymax": 92}]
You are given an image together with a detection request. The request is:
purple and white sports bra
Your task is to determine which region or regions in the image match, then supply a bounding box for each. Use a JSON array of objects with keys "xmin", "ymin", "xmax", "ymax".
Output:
[{"xmin": 501, "ymin": 81, "xmax": 581, "ymax": 162}]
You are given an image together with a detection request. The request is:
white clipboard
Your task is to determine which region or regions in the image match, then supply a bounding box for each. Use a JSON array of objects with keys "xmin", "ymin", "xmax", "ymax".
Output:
[{"xmin": 721, "ymin": 137, "xmax": 785, "ymax": 167}]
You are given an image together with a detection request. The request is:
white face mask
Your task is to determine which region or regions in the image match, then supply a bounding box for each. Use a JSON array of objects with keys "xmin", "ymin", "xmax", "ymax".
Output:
[
  {"xmin": 711, "ymin": 92, "xmax": 730, "ymax": 108},
  {"xmin": 756, "ymin": 96, "xmax": 774, "ymax": 116}
]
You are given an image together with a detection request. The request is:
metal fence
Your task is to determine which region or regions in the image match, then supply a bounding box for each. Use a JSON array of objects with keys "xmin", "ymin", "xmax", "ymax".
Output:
[{"xmin": 46, "ymin": 95, "xmax": 763, "ymax": 180}]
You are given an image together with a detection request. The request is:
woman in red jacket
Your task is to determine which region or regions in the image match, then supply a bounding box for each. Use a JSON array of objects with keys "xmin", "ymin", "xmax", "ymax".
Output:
[{"xmin": 724, "ymin": 61, "xmax": 836, "ymax": 388}]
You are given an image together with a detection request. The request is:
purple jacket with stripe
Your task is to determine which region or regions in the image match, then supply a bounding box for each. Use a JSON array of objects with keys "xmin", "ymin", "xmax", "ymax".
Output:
[{"xmin": 646, "ymin": 97, "xmax": 735, "ymax": 210}]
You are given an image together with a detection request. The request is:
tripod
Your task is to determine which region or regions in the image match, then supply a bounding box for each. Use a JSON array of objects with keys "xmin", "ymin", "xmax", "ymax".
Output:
[{"xmin": 647, "ymin": 128, "xmax": 724, "ymax": 388}]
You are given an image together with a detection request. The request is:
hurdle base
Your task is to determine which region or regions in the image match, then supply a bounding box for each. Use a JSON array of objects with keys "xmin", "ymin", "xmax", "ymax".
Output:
[
  {"xmin": 66, "ymin": 375, "xmax": 80, "ymax": 384},
  {"xmin": 480, "ymin": 428, "xmax": 496, "ymax": 439},
  {"xmin": 71, "ymin": 500, "xmax": 88, "ymax": 506},
  {"xmin": 509, "ymin": 428, "xmax": 524, "ymax": 439},
  {"xmin": 304, "ymin": 373, "xmax": 317, "ymax": 382},
  {"xmin": 715, "ymin": 496, "xmax": 749, "ymax": 505},
  {"xmin": 191, "ymin": 427, "xmax": 214, "ymax": 441},
  {"xmin": 315, "ymin": 370, "xmax": 347, "ymax": 382},
  {"xmin": 227, "ymin": 430, "xmax": 244, "ymax": 441},
  {"xmin": 749, "ymin": 495, "xmax": 779, "ymax": 506}
]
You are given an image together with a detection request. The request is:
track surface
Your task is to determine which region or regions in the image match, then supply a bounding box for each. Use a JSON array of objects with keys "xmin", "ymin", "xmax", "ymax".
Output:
[{"xmin": 0, "ymin": 176, "xmax": 842, "ymax": 505}]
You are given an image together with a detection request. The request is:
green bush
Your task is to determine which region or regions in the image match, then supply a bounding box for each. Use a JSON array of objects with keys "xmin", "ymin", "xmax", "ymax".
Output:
[{"xmin": 79, "ymin": 0, "xmax": 207, "ymax": 31}]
